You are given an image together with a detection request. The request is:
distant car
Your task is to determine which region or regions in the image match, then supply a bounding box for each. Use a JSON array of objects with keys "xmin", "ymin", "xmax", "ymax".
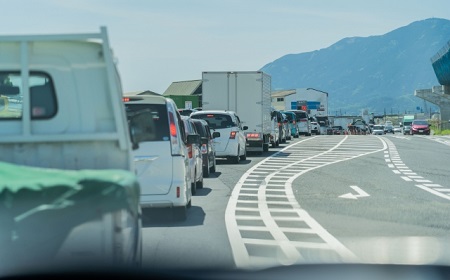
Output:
[
  {"xmin": 288, "ymin": 110, "xmax": 311, "ymax": 136},
  {"xmin": 191, "ymin": 110, "xmax": 248, "ymax": 163},
  {"xmin": 311, "ymin": 122, "xmax": 320, "ymax": 135},
  {"xmin": 332, "ymin": 126, "xmax": 344, "ymax": 135},
  {"xmin": 282, "ymin": 111, "xmax": 300, "ymax": 138},
  {"xmin": 372, "ymin": 125, "xmax": 385, "ymax": 135},
  {"xmin": 178, "ymin": 108, "xmax": 198, "ymax": 116},
  {"xmin": 393, "ymin": 126, "xmax": 402, "ymax": 133},
  {"xmin": 191, "ymin": 118, "xmax": 220, "ymax": 178},
  {"xmin": 410, "ymin": 119, "xmax": 430, "ymax": 135},
  {"xmin": 384, "ymin": 124, "xmax": 395, "ymax": 134},
  {"xmin": 272, "ymin": 110, "xmax": 288, "ymax": 144},
  {"xmin": 181, "ymin": 116, "xmax": 204, "ymax": 195}
]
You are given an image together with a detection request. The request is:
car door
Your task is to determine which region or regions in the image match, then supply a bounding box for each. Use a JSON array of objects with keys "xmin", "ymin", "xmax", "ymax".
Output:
[{"xmin": 235, "ymin": 114, "xmax": 247, "ymax": 156}]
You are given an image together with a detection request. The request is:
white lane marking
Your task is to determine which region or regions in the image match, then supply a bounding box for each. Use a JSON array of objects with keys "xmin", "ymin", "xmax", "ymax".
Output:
[
  {"xmin": 381, "ymin": 137, "xmax": 450, "ymax": 201},
  {"xmin": 388, "ymin": 164, "xmax": 395, "ymax": 168},
  {"xmin": 226, "ymin": 136, "xmax": 384, "ymax": 268},
  {"xmin": 392, "ymin": 170, "xmax": 401, "ymax": 174},
  {"xmin": 339, "ymin": 186, "xmax": 370, "ymax": 199},
  {"xmin": 416, "ymin": 185, "xmax": 450, "ymax": 201}
]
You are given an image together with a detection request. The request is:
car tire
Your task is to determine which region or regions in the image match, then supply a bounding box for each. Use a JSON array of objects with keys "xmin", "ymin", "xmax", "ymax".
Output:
[
  {"xmin": 240, "ymin": 148, "xmax": 247, "ymax": 160},
  {"xmin": 271, "ymin": 141, "xmax": 276, "ymax": 148},
  {"xmin": 173, "ymin": 206, "xmax": 187, "ymax": 221},
  {"xmin": 263, "ymin": 143, "xmax": 269, "ymax": 152},
  {"xmin": 230, "ymin": 148, "xmax": 240, "ymax": 164},
  {"xmin": 197, "ymin": 176, "xmax": 203, "ymax": 189},
  {"xmin": 210, "ymin": 158, "xmax": 216, "ymax": 173},
  {"xmin": 203, "ymin": 161, "xmax": 210, "ymax": 178},
  {"xmin": 191, "ymin": 176, "xmax": 197, "ymax": 195}
]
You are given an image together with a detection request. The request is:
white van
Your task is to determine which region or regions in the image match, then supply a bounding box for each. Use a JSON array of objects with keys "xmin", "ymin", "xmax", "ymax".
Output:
[
  {"xmin": 123, "ymin": 95, "xmax": 195, "ymax": 220},
  {"xmin": 190, "ymin": 110, "xmax": 247, "ymax": 164}
]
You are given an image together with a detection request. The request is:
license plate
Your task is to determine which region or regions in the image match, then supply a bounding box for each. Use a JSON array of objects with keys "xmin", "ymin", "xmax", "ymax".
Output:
[{"xmin": 419, "ymin": 130, "xmax": 423, "ymax": 133}]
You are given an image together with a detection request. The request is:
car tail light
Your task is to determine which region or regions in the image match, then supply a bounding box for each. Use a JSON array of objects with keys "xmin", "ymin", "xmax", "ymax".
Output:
[
  {"xmin": 187, "ymin": 145, "xmax": 193, "ymax": 158},
  {"xmin": 176, "ymin": 186, "xmax": 180, "ymax": 198},
  {"xmin": 201, "ymin": 144, "xmax": 207, "ymax": 154},
  {"xmin": 122, "ymin": 97, "xmax": 130, "ymax": 102},
  {"xmin": 168, "ymin": 111, "xmax": 180, "ymax": 155},
  {"xmin": 230, "ymin": 131, "xmax": 237, "ymax": 139},
  {"xmin": 293, "ymin": 120, "xmax": 296, "ymax": 125},
  {"xmin": 246, "ymin": 133, "xmax": 260, "ymax": 139}
]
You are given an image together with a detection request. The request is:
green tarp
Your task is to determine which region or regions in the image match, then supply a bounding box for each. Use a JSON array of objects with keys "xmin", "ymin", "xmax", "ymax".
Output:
[{"xmin": 0, "ymin": 161, "xmax": 140, "ymax": 270}]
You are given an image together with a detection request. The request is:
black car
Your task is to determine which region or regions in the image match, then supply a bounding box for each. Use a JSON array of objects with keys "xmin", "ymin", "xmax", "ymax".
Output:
[
  {"xmin": 191, "ymin": 118, "xmax": 220, "ymax": 177},
  {"xmin": 384, "ymin": 124, "xmax": 395, "ymax": 134}
]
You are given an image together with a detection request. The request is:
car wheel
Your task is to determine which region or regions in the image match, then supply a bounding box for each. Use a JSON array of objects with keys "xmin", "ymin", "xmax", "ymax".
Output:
[
  {"xmin": 263, "ymin": 143, "xmax": 269, "ymax": 152},
  {"xmin": 191, "ymin": 176, "xmax": 197, "ymax": 195},
  {"xmin": 271, "ymin": 141, "xmax": 276, "ymax": 148},
  {"xmin": 230, "ymin": 148, "xmax": 240, "ymax": 164},
  {"xmin": 210, "ymin": 158, "xmax": 216, "ymax": 173},
  {"xmin": 203, "ymin": 160, "xmax": 210, "ymax": 178},
  {"xmin": 197, "ymin": 176, "xmax": 203, "ymax": 189},
  {"xmin": 240, "ymin": 147, "xmax": 247, "ymax": 160},
  {"xmin": 276, "ymin": 140, "xmax": 280, "ymax": 147},
  {"xmin": 173, "ymin": 206, "xmax": 187, "ymax": 221}
]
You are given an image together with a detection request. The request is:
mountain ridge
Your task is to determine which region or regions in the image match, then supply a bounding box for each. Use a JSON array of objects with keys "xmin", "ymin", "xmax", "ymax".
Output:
[{"xmin": 261, "ymin": 18, "xmax": 450, "ymax": 115}]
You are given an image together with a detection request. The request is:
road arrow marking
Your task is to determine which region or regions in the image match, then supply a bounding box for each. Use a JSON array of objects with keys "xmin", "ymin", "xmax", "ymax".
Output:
[{"xmin": 339, "ymin": 185, "xmax": 370, "ymax": 200}]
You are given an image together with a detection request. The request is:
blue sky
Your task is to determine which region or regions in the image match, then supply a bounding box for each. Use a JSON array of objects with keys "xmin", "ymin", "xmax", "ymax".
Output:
[{"xmin": 1, "ymin": 0, "xmax": 450, "ymax": 93}]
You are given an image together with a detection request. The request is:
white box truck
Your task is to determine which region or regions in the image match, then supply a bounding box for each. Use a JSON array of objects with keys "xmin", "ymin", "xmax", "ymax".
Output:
[
  {"xmin": 202, "ymin": 71, "xmax": 273, "ymax": 153},
  {"xmin": 0, "ymin": 27, "xmax": 142, "ymax": 273}
]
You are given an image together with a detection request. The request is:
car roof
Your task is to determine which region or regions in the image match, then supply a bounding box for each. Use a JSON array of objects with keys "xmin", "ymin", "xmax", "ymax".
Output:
[{"xmin": 191, "ymin": 110, "xmax": 237, "ymax": 116}]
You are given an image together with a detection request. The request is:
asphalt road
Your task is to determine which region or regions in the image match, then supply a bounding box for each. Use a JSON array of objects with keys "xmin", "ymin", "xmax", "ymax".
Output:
[{"xmin": 141, "ymin": 135, "xmax": 450, "ymax": 270}]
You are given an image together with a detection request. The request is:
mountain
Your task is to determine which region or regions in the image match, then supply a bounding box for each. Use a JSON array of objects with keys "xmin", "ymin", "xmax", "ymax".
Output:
[{"xmin": 261, "ymin": 18, "xmax": 450, "ymax": 115}]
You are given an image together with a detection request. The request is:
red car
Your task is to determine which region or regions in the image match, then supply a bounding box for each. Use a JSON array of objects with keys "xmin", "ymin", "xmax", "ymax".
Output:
[{"xmin": 410, "ymin": 120, "xmax": 430, "ymax": 135}]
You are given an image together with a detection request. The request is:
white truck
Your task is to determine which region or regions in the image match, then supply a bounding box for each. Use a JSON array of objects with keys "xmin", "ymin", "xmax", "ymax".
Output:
[
  {"xmin": 0, "ymin": 27, "xmax": 142, "ymax": 273},
  {"xmin": 202, "ymin": 71, "xmax": 273, "ymax": 153}
]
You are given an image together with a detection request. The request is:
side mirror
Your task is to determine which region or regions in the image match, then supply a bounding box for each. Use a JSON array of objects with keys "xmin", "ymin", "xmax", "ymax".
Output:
[
  {"xmin": 187, "ymin": 134, "xmax": 201, "ymax": 145},
  {"xmin": 212, "ymin": 131, "xmax": 220, "ymax": 138},
  {"xmin": 243, "ymin": 126, "xmax": 248, "ymax": 131}
]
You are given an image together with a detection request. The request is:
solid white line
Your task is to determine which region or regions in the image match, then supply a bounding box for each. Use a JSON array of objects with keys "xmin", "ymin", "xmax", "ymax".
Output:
[{"xmin": 416, "ymin": 185, "xmax": 450, "ymax": 201}]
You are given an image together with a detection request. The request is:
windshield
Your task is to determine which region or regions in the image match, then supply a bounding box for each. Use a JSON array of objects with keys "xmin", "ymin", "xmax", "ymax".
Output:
[{"xmin": 2, "ymin": 1, "xmax": 450, "ymax": 279}]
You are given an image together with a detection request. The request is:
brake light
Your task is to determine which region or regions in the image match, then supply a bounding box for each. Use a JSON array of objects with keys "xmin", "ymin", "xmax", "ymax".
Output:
[
  {"xmin": 122, "ymin": 97, "xmax": 130, "ymax": 102},
  {"xmin": 230, "ymin": 131, "xmax": 237, "ymax": 139},
  {"xmin": 247, "ymin": 133, "xmax": 260, "ymax": 138},
  {"xmin": 278, "ymin": 122, "xmax": 281, "ymax": 127},
  {"xmin": 201, "ymin": 144, "xmax": 207, "ymax": 154},
  {"xmin": 293, "ymin": 120, "xmax": 296, "ymax": 125},
  {"xmin": 168, "ymin": 111, "xmax": 180, "ymax": 155},
  {"xmin": 187, "ymin": 145, "xmax": 193, "ymax": 158},
  {"xmin": 176, "ymin": 186, "xmax": 180, "ymax": 198}
]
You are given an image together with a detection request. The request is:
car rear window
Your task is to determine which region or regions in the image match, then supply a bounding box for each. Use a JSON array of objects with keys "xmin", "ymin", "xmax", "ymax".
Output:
[
  {"xmin": 191, "ymin": 113, "xmax": 233, "ymax": 129},
  {"xmin": 193, "ymin": 121, "xmax": 208, "ymax": 137},
  {"xmin": 125, "ymin": 103, "xmax": 169, "ymax": 142},
  {"xmin": 295, "ymin": 112, "xmax": 307, "ymax": 119}
]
